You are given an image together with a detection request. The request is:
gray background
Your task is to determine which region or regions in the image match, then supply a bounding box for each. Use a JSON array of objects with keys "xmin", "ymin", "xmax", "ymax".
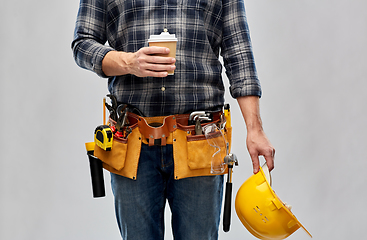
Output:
[{"xmin": 1, "ymin": 0, "xmax": 366, "ymax": 239}]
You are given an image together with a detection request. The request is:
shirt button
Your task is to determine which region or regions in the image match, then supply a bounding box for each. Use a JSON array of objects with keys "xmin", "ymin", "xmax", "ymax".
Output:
[{"xmin": 161, "ymin": 87, "xmax": 166, "ymax": 91}]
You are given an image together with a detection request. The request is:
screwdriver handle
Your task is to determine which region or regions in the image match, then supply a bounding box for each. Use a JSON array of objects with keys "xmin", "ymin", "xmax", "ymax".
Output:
[{"xmin": 223, "ymin": 181, "xmax": 232, "ymax": 232}]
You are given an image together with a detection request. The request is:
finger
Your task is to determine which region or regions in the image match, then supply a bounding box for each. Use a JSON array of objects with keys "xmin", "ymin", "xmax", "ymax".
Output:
[
  {"xmin": 136, "ymin": 51, "xmax": 175, "ymax": 65},
  {"xmin": 143, "ymin": 47, "xmax": 176, "ymax": 65},
  {"xmin": 250, "ymin": 153, "xmax": 260, "ymax": 174},
  {"xmin": 264, "ymin": 148, "xmax": 275, "ymax": 171},
  {"xmin": 146, "ymin": 55, "xmax": 176, "ymax": 65},
  {"xmin": 145, "ymin": 63, "xmax": 175, "ymax": 73},
  {"xmin": 136, "ymin": 66, "xmax": 168, "ymax": 78},
  {"xmin": 144, "ymin": 46, "xmax": 171, "ymax": 55},
  {"xmin": 147, "ymin": 70, "xmax": 169, "ymax": 78}
]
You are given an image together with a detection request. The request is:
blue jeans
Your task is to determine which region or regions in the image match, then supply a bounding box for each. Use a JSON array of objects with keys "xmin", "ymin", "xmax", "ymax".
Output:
[{"xmin": 111, "ymin": 143, "xmax": 224, "ymax": 240}]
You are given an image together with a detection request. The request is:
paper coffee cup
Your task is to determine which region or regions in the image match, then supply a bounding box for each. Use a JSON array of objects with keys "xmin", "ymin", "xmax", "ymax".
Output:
[{"xmin": 148, "ymin": 31, "xmax": 178, "ymax": 75}]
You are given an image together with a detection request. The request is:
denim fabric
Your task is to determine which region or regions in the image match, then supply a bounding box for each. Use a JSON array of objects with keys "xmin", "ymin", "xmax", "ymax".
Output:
[{"xmin": 111, "ymin": 143, "xmax": 224, "ymax": 240}]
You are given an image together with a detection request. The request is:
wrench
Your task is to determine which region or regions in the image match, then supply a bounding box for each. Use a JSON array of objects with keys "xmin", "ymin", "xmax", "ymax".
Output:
[{"xmin": 189, "ymin": 111, "xmax": 212, "ymax": 135}]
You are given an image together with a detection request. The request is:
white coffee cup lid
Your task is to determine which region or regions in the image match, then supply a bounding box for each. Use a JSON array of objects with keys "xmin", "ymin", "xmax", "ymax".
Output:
[{"xmin": 148, "ymin": 30, "xmax": 177, "ymax": 42}]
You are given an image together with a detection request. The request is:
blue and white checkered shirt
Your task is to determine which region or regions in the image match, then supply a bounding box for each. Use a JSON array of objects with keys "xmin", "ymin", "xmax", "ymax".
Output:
[{"xmin": 72, "ymin": 0, "xmax": 261, "ymax": 116}]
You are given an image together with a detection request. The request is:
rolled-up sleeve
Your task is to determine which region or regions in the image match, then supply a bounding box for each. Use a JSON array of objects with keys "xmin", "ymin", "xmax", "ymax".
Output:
[
  {"xmin": 221, "ymin": 0, "xmax": 262, "ymax": 98},
  {"xmin": 71, "ymin": 0, "xmax": 114, "ymax": 78}
]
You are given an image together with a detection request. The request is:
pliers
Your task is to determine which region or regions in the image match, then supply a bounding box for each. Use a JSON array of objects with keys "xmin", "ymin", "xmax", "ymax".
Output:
[{"xmin": 105, "ymin": 94, "xmax": 119, "ymax": 121}]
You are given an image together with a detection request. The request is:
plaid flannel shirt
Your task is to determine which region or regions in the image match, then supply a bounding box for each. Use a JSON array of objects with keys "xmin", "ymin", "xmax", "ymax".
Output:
[{"xmin": 72, "ymin": 0, "xmax": 261, "ymax": 116}]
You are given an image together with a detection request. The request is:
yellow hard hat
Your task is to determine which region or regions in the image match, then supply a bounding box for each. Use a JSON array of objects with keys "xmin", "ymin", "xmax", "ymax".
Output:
[{"xmin": 235, "ymin": 164, "xmax": 312, "ymax": 239}]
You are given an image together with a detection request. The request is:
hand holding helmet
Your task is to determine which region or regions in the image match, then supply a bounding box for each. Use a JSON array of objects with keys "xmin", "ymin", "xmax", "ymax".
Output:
[{"xmin": 246, "ymin": 128, "xmax": 275, "ymax": 174}]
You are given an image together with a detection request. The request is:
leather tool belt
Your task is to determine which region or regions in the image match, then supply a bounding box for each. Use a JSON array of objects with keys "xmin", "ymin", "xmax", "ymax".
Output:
[{"xmin": 94, "ymin": 111, "xmax": 232, "ymax": 180}]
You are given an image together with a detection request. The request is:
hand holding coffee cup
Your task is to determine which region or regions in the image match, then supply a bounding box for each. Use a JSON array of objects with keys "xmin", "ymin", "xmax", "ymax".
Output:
[{"xmin": 148, "ymin": 30, "xmax": 178, "ymax": 75}]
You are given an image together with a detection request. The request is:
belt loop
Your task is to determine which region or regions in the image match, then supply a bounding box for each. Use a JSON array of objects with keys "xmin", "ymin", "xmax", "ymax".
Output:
[
  {"xmin": 161, "ymin": 136, "xmax": 167, "ymax": 146},
  {"xmin": 148, "ymin": 136, "xmax": 154, "ymax": 146}
]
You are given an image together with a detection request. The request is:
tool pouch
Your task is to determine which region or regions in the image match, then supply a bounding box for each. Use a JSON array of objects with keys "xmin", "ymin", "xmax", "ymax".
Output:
[
  {"xmin": 93, "ymin": 112, "xmax": 231, "ymax": 180},
  {"xmin": 94, "ymin": 118, "xmax": 142, "ymax": 180},
  {"xmin": 172, "ymin": 120, "xmax": 232, "ymax": 180},
  {"xmin": 194, "ymin": 123, "xmax": 229, "ymax": 174}
]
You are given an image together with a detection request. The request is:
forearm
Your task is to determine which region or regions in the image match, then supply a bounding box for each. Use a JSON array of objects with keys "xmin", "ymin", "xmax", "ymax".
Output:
[
  {"xmin": 102, "ymin": 51, "xmax": 135, "ymax": 77},
  {"xmin": 237, "ymin": 96, "xmax": 263, "ymax": 132},
  {"xmin": 237, "ymin": 95, "xmax": 275, "ymax": 173}
]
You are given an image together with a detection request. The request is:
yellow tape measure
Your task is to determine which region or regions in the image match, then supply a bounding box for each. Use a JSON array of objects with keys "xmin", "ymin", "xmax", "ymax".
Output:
[{"xmin": 94, "ymin": 125, "xmax": 113, "ymax": 151}]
